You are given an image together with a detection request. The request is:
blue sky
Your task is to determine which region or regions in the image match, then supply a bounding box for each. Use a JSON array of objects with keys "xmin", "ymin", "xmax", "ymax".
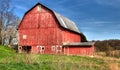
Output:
[{"xmin": 11, "ymin": 0, "xmax": 120, "ymax": 41}]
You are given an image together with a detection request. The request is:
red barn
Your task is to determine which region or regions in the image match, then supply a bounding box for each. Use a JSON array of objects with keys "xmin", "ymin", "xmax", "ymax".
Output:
[{"xmin": 18, "ymin": 3, "xmax": 94, "ymax": 55}]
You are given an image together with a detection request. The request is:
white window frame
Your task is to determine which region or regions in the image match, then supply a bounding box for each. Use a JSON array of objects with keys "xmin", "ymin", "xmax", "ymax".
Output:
[
  {"xmin": 40, "ymin": 46, "xmax": 45, "ymax": 51},
  {"xmin": 51, "ymin": 46, "xmax": 55, "ymax": 51},
  {"xmin": 55, "ymin": 45, "xmax": 62, "ymax": 54},
  {"xmin": 37, "ymin": 46, "xmax": 45, "ymax": 53}
]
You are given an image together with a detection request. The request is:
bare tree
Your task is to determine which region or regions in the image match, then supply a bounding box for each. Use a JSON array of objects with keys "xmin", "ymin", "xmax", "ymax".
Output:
[
  {"xmin": 2, "ymin": 16, "xmax": 20, "ymax": 45},
  {"xmin": 0, "ymin": 0, "xmax": 11, "ymax": 44},
  {"xmin": 0, "ymin": 0, "xmax": 20, "ymax": 45}
]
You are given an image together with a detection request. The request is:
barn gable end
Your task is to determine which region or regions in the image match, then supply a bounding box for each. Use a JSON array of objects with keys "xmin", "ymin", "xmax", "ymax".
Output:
[
  {"xmin": 18, "ymin": 3, "xmax": 80, "ymax": 34},
  {"xmin": 18, "ymin": 4, "xmax": 59, "ymax": 30}
]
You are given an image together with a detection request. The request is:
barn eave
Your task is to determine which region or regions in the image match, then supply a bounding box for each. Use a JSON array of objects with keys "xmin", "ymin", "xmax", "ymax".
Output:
[{"xmin": 63, "ymin": 42, "xmax": 95, "ymax": 47}]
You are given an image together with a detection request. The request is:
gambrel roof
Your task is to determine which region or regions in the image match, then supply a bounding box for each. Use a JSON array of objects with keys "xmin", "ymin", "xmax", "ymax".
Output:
[
  {"xmin": 18, "ymin": 3, "xmax": 80, "ymax": 34},
  {"xmin": 53, "ymin": 12, "xmax": 80, "ymax": 33}
]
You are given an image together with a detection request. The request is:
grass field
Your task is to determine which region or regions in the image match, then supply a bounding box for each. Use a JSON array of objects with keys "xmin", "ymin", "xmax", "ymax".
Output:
[{"xmin": 0, "ymin": 45, "xmax": 119, "ymax": 70}]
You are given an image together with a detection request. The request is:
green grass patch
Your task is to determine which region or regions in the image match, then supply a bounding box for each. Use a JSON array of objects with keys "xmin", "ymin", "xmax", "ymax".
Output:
[
  {"xmin": 0, "ymin": 45, "xmax": 117, "ymax": 70},
  {"xmin": 0, "ymin": 45, "xmax": 15, "ymax": 59}
]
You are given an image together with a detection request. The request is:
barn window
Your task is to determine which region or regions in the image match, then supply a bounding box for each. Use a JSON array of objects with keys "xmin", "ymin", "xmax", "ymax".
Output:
[
  {"xmin": 51, "ymin": 46, "xmax": 55, "ymax": 51},
  {"xmin": 40, "ymin": 46, "xmax": 45, "ymax": 54},
  {"xmin": 41, "ymin": 46, "xmax": 45, "ymax": 51},
  {"xmin": 19, "ymin": 46, "xmax": 22, "ymax": 49},
  {"xmin": 56, "ymin": 45, "xmax": 62, "ymax": 54},
  {"xmin": 38, "ymin": 5, "xmax": 41, "ymax": 11},
  {"xmin": 23, "ymin": 35, "xmax": 27, "ymax": 39}
]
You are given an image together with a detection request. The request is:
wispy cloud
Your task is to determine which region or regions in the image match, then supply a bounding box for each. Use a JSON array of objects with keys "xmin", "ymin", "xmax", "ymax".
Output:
[
  {"xmin": 14, "ymin": 5, "xmax": 28, "ymax": 11},
  {"xmin": 94, "ymin": 0, "xmax": 120, "ymax": 7},
  {"xmin": 79, "ymin": 20, "xmax": 120, "ymax": 32},
  {"xmin": 80, "ymin": 19, "xmax": 114, "ymax": 24}
]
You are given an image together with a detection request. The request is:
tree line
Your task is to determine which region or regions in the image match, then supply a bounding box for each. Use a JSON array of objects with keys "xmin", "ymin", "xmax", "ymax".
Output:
[
  {"xmin": 0, "ymin": 0, "xmax": 20, "ymax": 46},
  {"xmin": 95, "ymin": 39, "xmax": 120, "ymax": 51},
  {"xmin": 94, "ymin": 39, "xmax": 120, "ymax": 57}
]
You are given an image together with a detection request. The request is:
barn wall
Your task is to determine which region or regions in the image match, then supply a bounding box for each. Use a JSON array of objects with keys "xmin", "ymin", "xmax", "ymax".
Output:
[
  {"xmin": 18, "ymin": 5, "xmax": 63, "ymax": 44},
  {"xmin": 18, "ymin": 5, "xmax": 64, "ymax": 54},
  {"xmin": 63, "ymin": 30, "xmax": 81, "ymax": 43},
  {"xmin": 18, "ymin": 29, "xmax": 38, "ymax": 46},
  {"xmin": 63, "ymin": 45, "xmax": 94, "ymax": 55}
]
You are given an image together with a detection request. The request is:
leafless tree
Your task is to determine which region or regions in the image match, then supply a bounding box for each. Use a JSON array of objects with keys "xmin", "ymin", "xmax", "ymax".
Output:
[
  {"xmin": 0, "ymin": 0, "xmax": 20, "ymax": 45},
  {"xmin": 2, "ymin": 16, "xmax": 20, "ymax": 45}
]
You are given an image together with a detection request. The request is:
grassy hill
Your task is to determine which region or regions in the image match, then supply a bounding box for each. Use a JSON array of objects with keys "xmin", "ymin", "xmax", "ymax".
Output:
[
  {"xmin": 0, "ymin": 45, "xmax": 119, "ymax": 70},
  {"xmin": 0, "ymin": 45, "xmax": 15, "ymax": 59}
]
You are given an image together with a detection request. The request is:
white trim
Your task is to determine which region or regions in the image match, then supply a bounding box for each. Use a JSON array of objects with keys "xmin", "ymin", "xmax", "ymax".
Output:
[
  {"xmin": 60, "ymin": 46, "xmax": 62, "ymax": 48},
  {"xmin": 40, "ymin": 46, "xmax": 45, "ymax": 51},
  {"xmin": 37, "ymin": 46, "xmax": 45, "ymax": 54},
  {"xmin": 67, "ymin": 47, "xmax": 69, "ymax": 56},
  {"xmin": 51, "ymin": 46, "xmax": 55, "ymax": 51},
  {"xmin": 56, "ymin": 45, "xmax": 62, "ymax": 54}
]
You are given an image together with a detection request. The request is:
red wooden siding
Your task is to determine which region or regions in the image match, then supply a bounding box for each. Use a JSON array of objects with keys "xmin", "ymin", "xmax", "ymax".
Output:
[
  {"xmin": 63, "ymin": 46, "xmax": 94, "ymax": 55},
  {"xmin": 63, "ymin": 30, "xmax": 81, "ymax": 43}
]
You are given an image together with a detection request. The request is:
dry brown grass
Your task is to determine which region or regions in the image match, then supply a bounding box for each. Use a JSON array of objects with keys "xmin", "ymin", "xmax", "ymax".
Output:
[
  {"xmin": 95, "ymin": 51, "xmax": 120, "ymax": 70},
  {"xmin": 109, "ymin": 63, "xmax": 119, "ymax": 70}
]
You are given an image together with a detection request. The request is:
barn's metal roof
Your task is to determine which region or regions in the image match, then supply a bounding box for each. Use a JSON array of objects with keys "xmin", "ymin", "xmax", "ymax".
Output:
[
  {"xmin": 63, "ymin": 42, "xmax": 95, "ymax": 46},
  {"xmin": 53, "ymin": 12, "xmax": 80, "ymax": 33}
]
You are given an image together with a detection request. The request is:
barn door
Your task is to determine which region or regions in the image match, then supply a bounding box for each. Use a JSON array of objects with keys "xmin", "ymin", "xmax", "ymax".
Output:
[
  {"xmin": 51, "ymin": 45, "xmax": 62, "ymax": 54},
  {"xmin": 56, "ymin": 45, "xmax": 62, "ymax": 54},
  {"xmin": 51, "ymin": 46, "xmax": 56, "ymax": 54},
  {"xmin": 37, "ymin": 46, "xmax": 45, "ymax": 54},
  {"xmin": 63, "ymin": 47, "xmax": 69, "ymax": 55}
]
